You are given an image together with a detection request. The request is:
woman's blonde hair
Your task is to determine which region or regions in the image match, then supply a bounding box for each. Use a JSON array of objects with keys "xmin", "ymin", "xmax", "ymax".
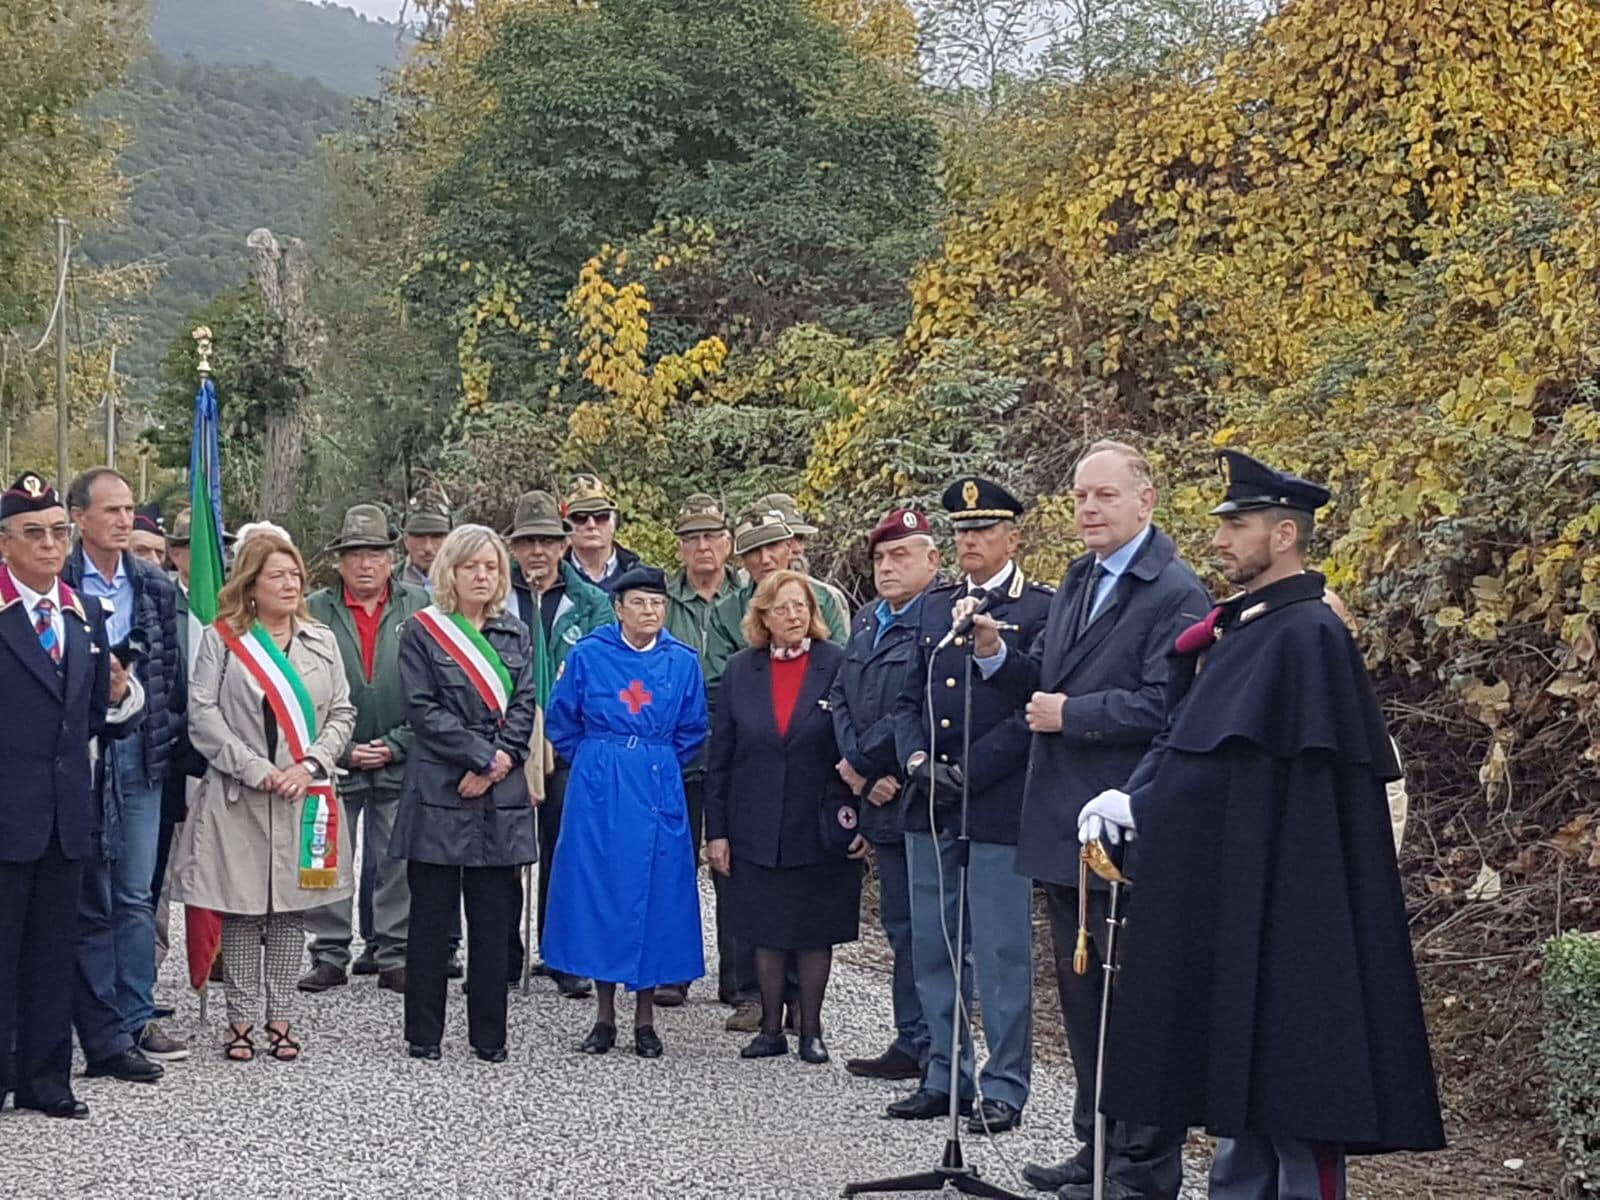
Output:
[
  {"xmin": 431, "ymin": 523, "xmax": 512, "ymax": 618},
  {"xmin": 216, "ymin": 532, "xmax": 311, "ymax": 633},
  {"xmin": 742, "ymin": 568, "xmax": 829, "ymax": 647}
]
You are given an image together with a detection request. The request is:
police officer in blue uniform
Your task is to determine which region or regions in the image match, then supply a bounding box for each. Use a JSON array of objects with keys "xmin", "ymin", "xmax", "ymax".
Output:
[
  {"xmin": 0, "ymin": 473, "xmax": 133, "ymax": 1119},
  {"xmin": 887, "ymin": 477, "xmax": 1052, "ymax": 1133}
]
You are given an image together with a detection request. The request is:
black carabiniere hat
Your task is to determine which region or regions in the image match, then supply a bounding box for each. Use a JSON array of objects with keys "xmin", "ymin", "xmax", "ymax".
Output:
[{"xmin": 1210, "ymin": 449, "xmax": 1331, "ymax": 516}]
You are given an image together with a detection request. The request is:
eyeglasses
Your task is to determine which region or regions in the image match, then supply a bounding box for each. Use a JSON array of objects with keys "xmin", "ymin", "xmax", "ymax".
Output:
[
  {"xmin": 768, "ymin": 601, "xmax": 810, "ymax": 617},
  {"xmin": 13, "ymin": 523, "xmax": 72, "ymax": 544},
  {"xmin": 620, "ymin": 595, "xmax": 667, "ymax": 612},
  {"xmin": 569, "ymin": 511, "xmax": 613, "ymax": 526}
]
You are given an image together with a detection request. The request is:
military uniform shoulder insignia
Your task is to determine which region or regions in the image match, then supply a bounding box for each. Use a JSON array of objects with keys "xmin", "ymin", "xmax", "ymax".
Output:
[{"xmin": 1239, "ymin": 601, "xmax": 1269, "ymax": 624}]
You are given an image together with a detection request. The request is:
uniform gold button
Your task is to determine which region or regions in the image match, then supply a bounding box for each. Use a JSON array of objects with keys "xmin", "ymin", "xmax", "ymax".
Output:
[
  {"xmin": 939, "ymin": 753, "xmax": 949, "ymax": 763},
  {"xmin": 954, "ymin": 636, "xmax": 965, "ymax": 647},
  {"xmin": 945, "ymin": 678, "xmax": 956, "ymax": 688},
  {"xmin": 939, "ymin": 718, "xmax": 950, "ymax": 729}
]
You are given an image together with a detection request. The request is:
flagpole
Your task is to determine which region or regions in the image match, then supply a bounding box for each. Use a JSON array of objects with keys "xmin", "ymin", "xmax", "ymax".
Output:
[{"xmin": 194, "ymin": 324, "xmax": 212, "ymax": 1028}]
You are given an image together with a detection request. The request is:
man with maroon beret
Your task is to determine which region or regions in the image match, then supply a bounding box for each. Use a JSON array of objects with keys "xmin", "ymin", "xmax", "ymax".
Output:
[{"xmin": 828, "ymin": 507, "xmax": 943, "ymax": 1080}]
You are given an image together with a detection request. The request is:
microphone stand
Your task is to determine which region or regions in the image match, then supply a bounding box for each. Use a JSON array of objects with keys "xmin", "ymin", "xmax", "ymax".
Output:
[{"xmin": 844, "ymin": 634, "xmax": 1028, "ymax": 1199}]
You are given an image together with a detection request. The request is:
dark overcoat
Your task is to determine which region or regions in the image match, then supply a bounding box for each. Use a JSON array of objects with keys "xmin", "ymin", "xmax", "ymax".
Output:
[
  {"xmin": 389, "ymin": 610, "xmax": 539, "ymax": 868},
  {"xmin": 986, "ymin": 528, "xmax": 1208, "ymax": 885},
  {"xmin": 705, "ymin": 641, "xmax": 854, "ymax": 868},
  {"xmin": 891, "ymin": 567, "xmax": 1053, "ymax": 845},
  {"xmin": 1104, "ymin": 571, "xmax": 1445, "ymax": 1153}
]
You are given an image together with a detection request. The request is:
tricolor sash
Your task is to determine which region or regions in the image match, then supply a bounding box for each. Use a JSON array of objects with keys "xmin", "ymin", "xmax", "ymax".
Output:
[
  {"xmin": 414, "ymin": 605, "xmax": 513, "ymax": 721},
  {"xmin": 217, "ymin": 620, "xmax": 340, "ymax": 889}
]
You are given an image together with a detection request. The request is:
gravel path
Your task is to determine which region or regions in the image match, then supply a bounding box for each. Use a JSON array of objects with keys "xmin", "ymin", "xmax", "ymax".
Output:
[{"xmin": 8, "ymin": 876, "xmax": 1209, "ymax": 1199}]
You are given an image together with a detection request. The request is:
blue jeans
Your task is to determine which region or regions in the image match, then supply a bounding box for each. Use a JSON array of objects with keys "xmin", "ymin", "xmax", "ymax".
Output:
[
  {"xmin": 873, "ymin": 837, "xmax": 929, "ymax": 1063},
  {"xmin": 73, "ymin": 840, "xmax": 136, "ymax": 1063},
  {"xmin": 107, "ymin": 737, "xmax": 162, "ymax": 1037},
  {"xmin": 906, "ymin": 830, "xmax": 1033, "ymax": 1110}
]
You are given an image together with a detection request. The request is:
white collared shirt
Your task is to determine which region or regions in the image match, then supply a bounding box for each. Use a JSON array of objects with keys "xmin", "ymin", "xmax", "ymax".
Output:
[
  {"xmin": 966, "ymin": 561, "xmax": 1016, "ymax": 595},
  {"xmin": 12, "ymin": 573, "xmax": 65, "ymax": 655}
]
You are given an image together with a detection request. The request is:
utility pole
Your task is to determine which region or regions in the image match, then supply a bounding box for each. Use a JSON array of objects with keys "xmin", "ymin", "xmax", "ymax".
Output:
[
  {"xmin": 103, "ymin": 345, "xmax": 118, "ymax": 468},
  {"xmin": 54, "ymin": 216, "xmax": 70, "ymax": 488}
]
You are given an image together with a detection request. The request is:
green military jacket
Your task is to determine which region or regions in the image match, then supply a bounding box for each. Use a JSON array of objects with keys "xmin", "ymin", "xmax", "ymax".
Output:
[
  {"xmin": 511, "ymin": 558, "xmax": 616, "ymax": 707},
  {"xmin": 666, "ymin": 565, "xmax": 741, "ymax": 780},
  {"xmin": 702, "ymin": 572, "xmax": 850, "ymax": 700},
  {"xmin": 306, "ymin": 580, "xmax": 431, "ymax": 797}
]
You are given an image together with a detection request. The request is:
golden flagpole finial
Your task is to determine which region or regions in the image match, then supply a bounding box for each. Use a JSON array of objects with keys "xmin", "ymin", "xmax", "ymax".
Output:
[{"xmin": 192, "ymin": 326, "xmax": 213, "ymax": 377}]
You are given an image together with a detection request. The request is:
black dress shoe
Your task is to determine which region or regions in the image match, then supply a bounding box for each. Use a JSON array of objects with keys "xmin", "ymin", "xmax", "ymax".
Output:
[
  {"xmin": 845, "ymin": 1045, "xmax": 923, "ymax": 1080},
  {"xmin": 296, "ymin": 962, "xmax": 347, "ymax": 993},
  {"xmin": 377, "ymin": 967, "xmax": 407, "ymax": 994},
  {"xmin": 18, "ymin": 1096, "xmax": 89, "ymax": 1119},
  {"xmin": 554, "ymin": 972, "xmax": 593, "ymax": 999},
  {"xmin": 885, "ymin": 1089, "xmax": 972, "ymax": 1120},
  {"xmin": 580, "ymin": 1022, "xmax": 617, "ymax": 1055},
  {"xmin": 798, "ymin": 1035, "xmax": 830, "ymax": 1065},
  {"xmin": 1057, "ymin": 1179, "xmax": 1142, "ymax": 1200},
  {"xmin": 739, "ymin": 1031, "xmax": 789, "ymax": 1059},
  {"xmin": 633, "ymin": 1026, "xmax": 664, "ymax": 1058},
  {"xmin": 474, "ymin": 1046, "xmax": 508, "ymax": 1063},
  {"xmin": 352, "ymin": 948, "xmax": 380, "ymax": 976},
  {"xmin": 967, "ymin": 1098, "xmax": 1023, "ymax": 1133},
  {"xmin": 653, "ymin": 984, "xmax": 687, "ymax": 1008},
  {"xmin": 407, "ymin": 1043, "xmax": 441, "ymax": 1060},
  {"xmin": 1020, "ymin": 1155, "xmax": 1092, "ymax": 1191},
  {"xmin": 85, "ymin": 1048, "xmax": 164, "ymax": 1084}
]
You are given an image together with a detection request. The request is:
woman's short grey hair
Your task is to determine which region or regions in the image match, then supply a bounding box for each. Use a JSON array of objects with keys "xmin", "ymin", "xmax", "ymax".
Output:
[{"xmin": 431, "ymin": 523, "xmax": 512, "ymax": 617}]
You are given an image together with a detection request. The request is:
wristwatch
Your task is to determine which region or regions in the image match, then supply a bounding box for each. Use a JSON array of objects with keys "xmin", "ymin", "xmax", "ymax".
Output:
[{"xmin": 301, "ymin": 758, "xmax": 326, "ymax": 780}]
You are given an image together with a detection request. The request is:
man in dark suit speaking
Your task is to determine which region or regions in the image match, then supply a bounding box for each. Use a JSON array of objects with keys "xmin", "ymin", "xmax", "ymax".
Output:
[
  {"xmin": 0, "ymin": 472, "xmax": 136, "ymax": 1119},
  {"xmin": 971, "ymin": 441, "xmax": 1208, "ymax": 1199}
]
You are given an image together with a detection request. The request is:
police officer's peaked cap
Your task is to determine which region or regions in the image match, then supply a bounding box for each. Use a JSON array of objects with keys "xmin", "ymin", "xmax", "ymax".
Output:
[{"xmin": 941, "ymin": 477, "xmax": 1024, "ymax": 530}]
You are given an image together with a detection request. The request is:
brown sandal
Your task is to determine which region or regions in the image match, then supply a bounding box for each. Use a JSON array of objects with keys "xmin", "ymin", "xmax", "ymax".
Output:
[
  {"xmin": 224, "ymin": 1023, "xmax": 255, "ymax": 1062},
  {"xmin": 265, "ymin": 1022, "xmax": 300, "ymax": 1061}
]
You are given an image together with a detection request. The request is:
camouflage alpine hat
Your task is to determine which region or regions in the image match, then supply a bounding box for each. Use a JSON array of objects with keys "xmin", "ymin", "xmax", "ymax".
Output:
[
  {"xmin": 759, "ymin": 491, "xmax": 818, "ymax": 538},
  {"xmin": 674, "ymin": 493, "xmax": 728, "ymax": 536},
  {"xmin": 733, "ymin": 505, "xmax": 794, "ymax": 555},
  {"xmin": 404, "ymin": 491, "xmax": 452, "ymax": 535},
  {"xmin": 564, "ymin": 473, "xmax": 617, "ymax": 517},
  {"xmin": 326, "ymin": 503, "xmax": 398, "ymax": 553}
]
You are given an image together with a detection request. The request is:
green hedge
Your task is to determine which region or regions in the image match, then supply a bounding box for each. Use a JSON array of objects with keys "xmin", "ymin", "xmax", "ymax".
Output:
[{"xmin": 1545, "ymin": 931, "xmax": 1600, "ymax": 1196}]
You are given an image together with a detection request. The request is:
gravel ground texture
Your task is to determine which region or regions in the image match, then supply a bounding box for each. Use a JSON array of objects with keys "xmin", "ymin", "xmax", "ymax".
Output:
[{"xmin": 7, "ymin": 872, "xmax": 1216, "ymax": 1200}]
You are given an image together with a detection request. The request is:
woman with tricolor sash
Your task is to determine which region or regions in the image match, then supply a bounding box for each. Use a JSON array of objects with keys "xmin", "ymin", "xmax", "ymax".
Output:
[
  {"xmin": 390, "ymin": 524, "xmax": 538, "ymax": 1063},
  {"xmin": 170, "ymin": 533, "xmax": 357, "ymax": 1063}
]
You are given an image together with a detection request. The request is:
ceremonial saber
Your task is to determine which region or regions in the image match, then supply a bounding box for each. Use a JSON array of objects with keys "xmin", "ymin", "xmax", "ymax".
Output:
[{"xmin": 1081, "ymin": 840, "xmax": 1130, "ymax": 1200}]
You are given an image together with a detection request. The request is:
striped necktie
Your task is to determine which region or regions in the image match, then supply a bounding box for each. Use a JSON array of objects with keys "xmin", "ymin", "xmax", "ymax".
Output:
[{"xmin": 34, "ymin": 597, "xmax": 61, "ymax": 664}]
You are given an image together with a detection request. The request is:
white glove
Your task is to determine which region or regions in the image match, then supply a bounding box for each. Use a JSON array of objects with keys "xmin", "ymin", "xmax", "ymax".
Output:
[{"xmin": 1078, "ymin": 788, "xmax": 1136, "ymax": 846}]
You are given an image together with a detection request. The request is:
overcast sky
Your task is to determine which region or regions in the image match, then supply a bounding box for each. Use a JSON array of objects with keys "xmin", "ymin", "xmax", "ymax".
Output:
[{"xmin": 338, "ymin": 0, "xmax": 408, "ymax": 23}]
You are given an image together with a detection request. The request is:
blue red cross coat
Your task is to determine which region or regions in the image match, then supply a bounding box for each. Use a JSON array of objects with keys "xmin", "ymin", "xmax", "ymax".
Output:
[{"xmin": 541, "ymin": 624, "xmax": 709, "ymax": 989}]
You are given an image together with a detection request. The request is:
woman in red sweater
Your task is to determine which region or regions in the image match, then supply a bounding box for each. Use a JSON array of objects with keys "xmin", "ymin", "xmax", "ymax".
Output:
[{"xmin": 705, "ymin": 570, "xmax": 868, "ymax": 1064}]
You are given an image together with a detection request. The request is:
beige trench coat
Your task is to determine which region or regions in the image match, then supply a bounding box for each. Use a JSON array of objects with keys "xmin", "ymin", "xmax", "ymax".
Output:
[{"xmin": 171, "ymin": 619, "xmax": 358, "ymax": 915}]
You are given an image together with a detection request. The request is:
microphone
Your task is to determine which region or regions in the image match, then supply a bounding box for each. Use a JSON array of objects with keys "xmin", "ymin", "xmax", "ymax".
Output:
[{"xmin": 936, "ymin": 588, "xmax": 999, "ymax": 651}]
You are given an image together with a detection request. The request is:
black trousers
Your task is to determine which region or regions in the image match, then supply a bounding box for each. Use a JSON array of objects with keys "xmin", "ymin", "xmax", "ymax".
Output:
[
  {"xmin": 683, "ymin": 773, "xmax": 757, "ymax": 999},
  {"xmin": 0, "ymin": 838, "xmax": 84, "ymax": 1106},
  {"xmin": 1044, "ymin": 882, "xmax": 1185, "ymax": 1199},
  {"xmin": 406, "ymin": 860, "xmax": 515, "ymax": 1052}
]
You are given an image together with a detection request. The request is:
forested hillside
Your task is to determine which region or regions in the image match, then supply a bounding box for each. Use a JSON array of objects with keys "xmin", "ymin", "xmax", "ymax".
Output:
[
  {"xmin": 81, "ymin": 55, "xmax": 353, "ymax": 391},
  {"xmin": 151, "ymin": 0, "xmax": 403, "ymax": 93}
]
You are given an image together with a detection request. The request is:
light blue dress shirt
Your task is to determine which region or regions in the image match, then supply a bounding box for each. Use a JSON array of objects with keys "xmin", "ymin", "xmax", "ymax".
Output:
[{"xmin": 81, "ymin": 551, "xmax": 134, "ymax": 644}]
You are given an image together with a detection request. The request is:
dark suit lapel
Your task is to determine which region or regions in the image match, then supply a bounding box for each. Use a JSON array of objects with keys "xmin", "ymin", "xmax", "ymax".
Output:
[
  {"xmin": 62, "ymin": 601, "xmax": 96, "ymax": 709},
  {"xmin": 1054, "ymin": 571, "xmax": 1123, "ymax": 682},
  {"xmin": 747, "ymin": 651, "xmax": 783, "ymax": 743},
  {"xmin": 784, "ymin": 650, "xmax": 834, "ymax": 743},
  {"xmin": 0, "ymin": 601, "xmax": 65, "ymax": 696}
]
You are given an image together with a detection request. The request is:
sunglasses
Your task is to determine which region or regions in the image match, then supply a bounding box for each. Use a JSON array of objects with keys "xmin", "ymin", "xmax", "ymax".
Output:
[{"xmin": 569, "ymin": 511, "xmax": 613, "ymax": 526}]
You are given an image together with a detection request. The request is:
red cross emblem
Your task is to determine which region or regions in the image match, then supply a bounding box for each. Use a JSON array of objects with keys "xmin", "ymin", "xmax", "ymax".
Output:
[{"xmin": 619, "ymin": 679, "xmax": 654, "ymax": 714}]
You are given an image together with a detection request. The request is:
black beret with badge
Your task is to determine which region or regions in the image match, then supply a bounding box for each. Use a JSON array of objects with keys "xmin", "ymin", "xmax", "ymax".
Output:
[
  {"xmin": 1, "ymin": 472, "xmax": 63, "ymax": 519},
  {"xmin": 941, "ymin": 476, "xmax": 1024, "ymax": 530},
  {"xmin": 1209, "ymin": 449, "xmax": 1332, "ymax": 516}
]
